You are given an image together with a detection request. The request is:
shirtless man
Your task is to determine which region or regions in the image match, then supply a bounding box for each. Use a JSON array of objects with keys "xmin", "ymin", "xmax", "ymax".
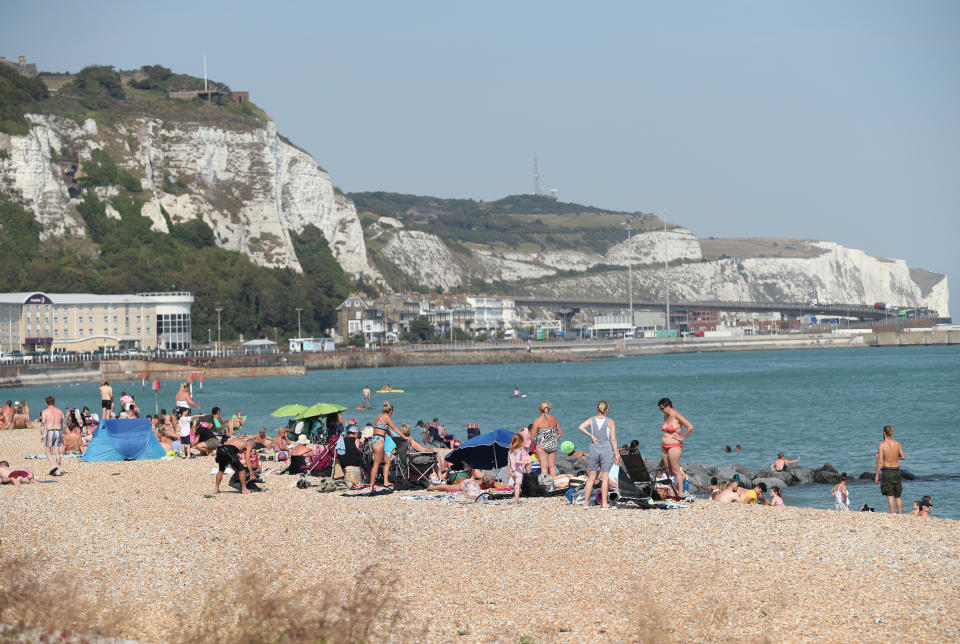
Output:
[
  {"xmin": 874, "ymin": 425, "xmax": 906, "ymax": 514},
  {"xmin": 361, "ymin": 385, "xmax": 372, "ymax": 409},
  {"xmin": 40, "ymin": 395, "xmax": 65, "ymax": 476},
  {"xmin": 713, "ymin": 481, "xmax": 741, "ymax": 503},
  {"xmin": 98, "ymin": 381, "xmax": 114, "ymax": 419},
  {"xmin": 214, "ymin": 436, "xmax": 256, "ymax": 494},
  {"xmin": 251, "ymin": 428, "xmax": 273, "ymax": 450}
]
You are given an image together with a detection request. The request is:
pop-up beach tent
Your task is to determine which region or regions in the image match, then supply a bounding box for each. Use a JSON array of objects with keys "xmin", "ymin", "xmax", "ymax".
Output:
[{"xmin": 80, "ymin": 418, "xmax": 167, "ymax": 462}]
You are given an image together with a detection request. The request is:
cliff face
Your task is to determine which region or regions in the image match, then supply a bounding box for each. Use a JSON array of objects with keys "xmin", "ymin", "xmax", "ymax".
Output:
[
  {"xmin": 525, "ymin": 241, "xmax": 950, "ymax": 317},
  {"xmin": 0, "ymin": 113, "xmax": 382, "ymax": 283}
]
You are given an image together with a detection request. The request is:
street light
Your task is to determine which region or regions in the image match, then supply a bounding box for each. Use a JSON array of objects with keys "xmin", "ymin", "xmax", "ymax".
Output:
[
  {"xmin": 625, "ymin": 221, "xmax": 633, "ymax": 338},
  {"xmin": 662, "ymin": 210, "xmax": 670, "ymax": 337},
  {"xmin": 215, "ymin": 307, "xmax": 222, "ymax": 356},
  {"xmin": 295, "ymin": 307, "xmax": 303, "ymax": 339}
]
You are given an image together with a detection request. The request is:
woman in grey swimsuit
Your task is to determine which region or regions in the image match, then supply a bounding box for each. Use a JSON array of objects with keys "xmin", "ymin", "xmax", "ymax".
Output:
[
  {"xmin": 578, "ymin": 400, "xmax": 620, "ymax": 508},
  {"xmin": 531, "ymin": 400, "xmax": 562, "ymax": 477}
]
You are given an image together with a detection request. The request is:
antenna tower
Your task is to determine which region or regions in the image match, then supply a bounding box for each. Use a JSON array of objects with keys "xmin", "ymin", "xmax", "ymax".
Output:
[
  {"xmin": 533, "ymin": 156, "xmax": 541, "ymax": 196},
  {"xmin": 203, "ymin": 55, "xmax": 208, "ymax": 91}
]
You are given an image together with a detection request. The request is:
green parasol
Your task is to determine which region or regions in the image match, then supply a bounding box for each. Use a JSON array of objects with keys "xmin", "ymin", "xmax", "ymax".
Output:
[
  {"xmin": 297, "ymin": 402, "xmax": 347, "ymax": 419},
  {"xmin": 271, "ymin": 404, "xmax": 307, "ymax": 417}
]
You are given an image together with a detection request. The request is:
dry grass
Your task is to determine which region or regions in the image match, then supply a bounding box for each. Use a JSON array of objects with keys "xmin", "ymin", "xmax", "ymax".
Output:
[
  {"xmin": 0, "ymin": 553, "xmax": 127, "ymax": 643},
  {"xmin": 699, "ymin": 237, "xmax": 825, "ymax": 260},
  {"xmin": 0, "ymin": 551, "xmax": 407, "ymax": 644}
]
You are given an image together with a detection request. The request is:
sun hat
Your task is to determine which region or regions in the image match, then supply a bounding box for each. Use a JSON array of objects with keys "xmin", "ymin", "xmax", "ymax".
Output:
[
  {"xmin": 560, "ymin": 440, "xmax": 574, "ymax": 455},
  {"xmin": 296, "ymin": 435, "xmax": 309, "ymax": 445},
  {"xmin": 346, "ymin": 424, "xmax": 359, "ymax": 434}
]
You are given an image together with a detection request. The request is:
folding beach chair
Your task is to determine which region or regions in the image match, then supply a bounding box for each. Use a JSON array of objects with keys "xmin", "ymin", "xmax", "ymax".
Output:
[
  {"xmin": 617, "ymin": 453, "xmax": 678, "ymax": 504},
  {"xmin": 392, "ymin": 439, "xmax": 438, "ymax": 484}
]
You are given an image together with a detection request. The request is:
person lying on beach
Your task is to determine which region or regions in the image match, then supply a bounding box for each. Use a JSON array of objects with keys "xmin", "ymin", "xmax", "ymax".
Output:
[
  {"xmin": 741, "ymin": 482, "xmax": 770, "ymax": 505},
  {"xmin": 713, "ymin": 481, "xmax": 741, "ymax": 503},
  {"xmin": 0, "ymin": 461, "xmax": 35, "ymax": 485},
  {"xmin": 427, "ymin": 473, "xmax": 506, "ymax": 492},
  {"xmin": 771, "ymin": 452, "xmax": 800, "ymax": 472},
  {"xmin": 701, "ymin": 477, "xmax": 721, "ymax": 493}
]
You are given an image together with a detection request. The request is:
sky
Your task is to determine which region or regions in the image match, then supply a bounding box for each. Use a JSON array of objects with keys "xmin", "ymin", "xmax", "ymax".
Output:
[{"xmin": 4, "ymin": 1, "xmax": 959, "ymax": 308}]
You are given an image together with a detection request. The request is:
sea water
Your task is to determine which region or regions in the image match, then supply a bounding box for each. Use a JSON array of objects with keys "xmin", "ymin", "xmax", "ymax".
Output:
[{"xmin": 8, "ymin": 346, "xmax": 958, "ymax": 519}]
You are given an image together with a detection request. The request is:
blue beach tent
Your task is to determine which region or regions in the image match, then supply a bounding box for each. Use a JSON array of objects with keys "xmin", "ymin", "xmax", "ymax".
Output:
[
  {"xmin": 444, "ymin": 428, "xmax": 514, "ymax": 470},
  {"xmin": 81, "ymin": 418, "xmax": 167, "ymax": 462}
]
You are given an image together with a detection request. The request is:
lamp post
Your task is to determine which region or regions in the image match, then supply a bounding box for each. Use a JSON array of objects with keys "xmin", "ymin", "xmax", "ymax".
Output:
[
  {"xmin": 215, "ymin": 307, "xmax": 222, "ymax": 356},
  {"xmin": 663, "ymin": 211, "xmax": 670, "ymax": 337},
  {"xmin": 295, "ymin": 307, "xmax": 303, "ymax": 340},
  {"xmin": 625, "ymin": 222, "xmax": 633, "ymax": 338}
]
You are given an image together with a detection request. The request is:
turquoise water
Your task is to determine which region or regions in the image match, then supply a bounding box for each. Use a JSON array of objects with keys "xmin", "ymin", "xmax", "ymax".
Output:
[{"xmin": 7, "ymin": 346, "xmax": 958, "ymax": 519}]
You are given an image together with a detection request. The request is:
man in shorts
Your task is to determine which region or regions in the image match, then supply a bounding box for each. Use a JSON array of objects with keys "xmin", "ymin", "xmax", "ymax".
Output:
[
  {"xmin": 214, "ymin": 435, "xmax": 256, "ymax": 494},
  {"xmin": 192, "ymin": 420, "xmax": 221, "ymax": 456},
  {"xmin": 98, "ymin": 381, "xmax": 114, "ymax": 419},
  {"xmin": 40, "ymin": 395, "xmax": 65, "ymax": 476},
  {"xmin": 874, "ymin": 425, "xmax": 906, "ymax": 514}
]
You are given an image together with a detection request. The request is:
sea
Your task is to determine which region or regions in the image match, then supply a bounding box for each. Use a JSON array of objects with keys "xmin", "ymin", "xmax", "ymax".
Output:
[{"xmin": 6, "ymin": 345, "xmax": 958, "ymax": 519}]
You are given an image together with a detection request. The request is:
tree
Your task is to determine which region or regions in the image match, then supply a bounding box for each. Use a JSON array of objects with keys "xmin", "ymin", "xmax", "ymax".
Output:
[{"xmin": 404, "ymin": 315, "xmax": 433, "ymax": 342}]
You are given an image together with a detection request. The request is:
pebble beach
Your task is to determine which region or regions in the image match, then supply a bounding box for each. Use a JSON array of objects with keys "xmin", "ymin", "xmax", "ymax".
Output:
[{"xmin": 1, "ymin": 426, "xmax": 958, "ymax": 643}]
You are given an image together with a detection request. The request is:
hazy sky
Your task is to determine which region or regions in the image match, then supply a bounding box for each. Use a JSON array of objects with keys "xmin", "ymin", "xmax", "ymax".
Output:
[{"xmin": 5, "ymin": 1, "xmax": 959, "ymax": 306}]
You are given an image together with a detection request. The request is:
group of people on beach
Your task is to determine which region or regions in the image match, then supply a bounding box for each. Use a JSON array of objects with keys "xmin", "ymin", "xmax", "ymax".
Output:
[{"xmin": 0, "ymin": 381, "xmax": 934, "ymax": 518}]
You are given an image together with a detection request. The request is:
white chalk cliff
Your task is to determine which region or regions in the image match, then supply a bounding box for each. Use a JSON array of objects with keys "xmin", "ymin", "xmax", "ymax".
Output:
[
  {"xmin": 0, "ymin": 113, "xmax": 382, "ymax": 283},
  {"xmin": 0, "ymin": 112, "xmax": 948, "ymax": 317}
]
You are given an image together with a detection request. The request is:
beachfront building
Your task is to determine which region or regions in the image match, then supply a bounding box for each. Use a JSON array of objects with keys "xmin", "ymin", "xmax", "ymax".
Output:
[
  {"xmin": 466, "ymin": 296, "xmax": 516, "ymax": 335},
  {"xmin": 0, "ymin": 291, "xmax": 194, "ymax": 354},
  {"xmin": 336, "ymin": 295, "xmax": 389, "ymax": 345}
]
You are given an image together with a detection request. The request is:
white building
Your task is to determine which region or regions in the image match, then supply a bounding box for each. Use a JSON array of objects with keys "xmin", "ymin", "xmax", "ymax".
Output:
[
  {"xmin": 0, "ymin": 291, "xmax": 194, "ymax": 353},
  {"xmin": 465, "ymin": 296, "xmax": 515, "ymax": 334}
]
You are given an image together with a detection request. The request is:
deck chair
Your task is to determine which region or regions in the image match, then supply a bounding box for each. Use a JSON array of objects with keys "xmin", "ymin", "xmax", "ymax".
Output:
[
  {"xmin": 427, "ymin": 424, "xmax": 456, "ymax": 448},
  {"xmin": 466, "ymin": 422, "xmax": 480, "ymax": 440},
  {"xmin": 617, "ymin": 453, "xmax": 677, "ymax": 504}
]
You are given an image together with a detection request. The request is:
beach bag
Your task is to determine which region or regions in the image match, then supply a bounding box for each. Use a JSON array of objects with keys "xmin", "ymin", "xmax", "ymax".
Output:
[
  {"xmin": 521, "ymin": 473, "xmax": 545, "ymax": 497},
  {"xmin": 343, "ymin": 466, "xmax": 362, "ymax": 487},
  {"xmin": 566, "ymin": 485, "xmax": 585, "ymax": 505},
  {"xmin": 460, "ymin": 478, "xmax": 483, "ymax": 501},
  {"xmin": 335, "ymin": 433, "xmax": 346, "ymax": 456}
]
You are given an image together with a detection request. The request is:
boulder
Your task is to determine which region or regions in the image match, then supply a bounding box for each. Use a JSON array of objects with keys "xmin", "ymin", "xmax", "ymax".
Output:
[
  {"xmin": 682, "ymin": 463, "xmax": 716, "ymax": 486},
  {"xmin": 685, "ymin": 470, "xmax": 715, "ymax": 490},
  {"xmin": 819, "ymin": 462, "xmax": 838, "ymax": 473},
  {"xmin": 716, "ymin": 466, "xmax": 739, "ymax": 482},
  {"xmin": 901, "ymin": 469, "xmax": 917, "ymax": 481},
  {"xmin": 814, "ymin": 470, "xmax": 842, "ymax": 484},
  {"xmin": 791, "ymin": 467, "xmax": 815, "ymax": 485},
  {"xmin": 858, "ymin": 471, "xmax": 874, "ymax": 480},
  {"xmin": 732, "ymin": 463, "xmax": 754, "ymax": 477},
  {"xmin": 756, "ymin": 468, "xmax": 795, "ymax": 486}
]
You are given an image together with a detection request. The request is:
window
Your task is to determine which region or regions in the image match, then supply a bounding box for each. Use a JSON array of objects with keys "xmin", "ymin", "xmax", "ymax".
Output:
[
  {"xmin": 113, "ymin": 316, "xmax": 118, "ymax": 322},
  {"xmin": 137, "ymin": 327, "xmax": 141, "ymax": 334},
  {"xmin": 54, "ymin": 329, "xmax": 59, "ymax": 337},
  {"xmin": 137, "ymin": 316, "xmax": 141, "ymax": 322},
  {"xmin": 54, "ymin": 316, "xmax": 59, "ymax": 323},
  {"xmin": 104, "ymin": 316, "xmax": 108, "ymax": 323},
  {"xmin": 146, "ymin": 315, "xmax": 151, "ymax": 323}
]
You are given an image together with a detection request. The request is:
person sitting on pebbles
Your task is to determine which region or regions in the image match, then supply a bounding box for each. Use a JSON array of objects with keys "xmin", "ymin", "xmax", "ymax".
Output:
[
  {"xmin": 713, "ymin": 480, "xmax": 741, "ymax": 503},
  {"xmin": 273, "ymin": 428, "xmax": 290, "ymax": 461},
  {"xmin": 741, "ymin": 482, "xmax": 771, "ymax": 505},
  {"xmin": 62, "ymin": 422, "xmax": 85, "ymax": 456},
  {"xmin": 0, "ymin": 461, "xmax": 35, "ymax": 486},
  {"xmin": 285, "ymin": 435, "xmax": 315, "ymax": 475},
  {"xmin": 251, "ymin": 428, "xmax": 273, "ymax": 450}
]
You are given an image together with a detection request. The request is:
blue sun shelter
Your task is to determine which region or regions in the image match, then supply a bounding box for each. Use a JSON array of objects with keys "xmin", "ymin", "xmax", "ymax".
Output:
[{"xmin": 81, "ymin": 418, "xmax": 167, "ymax": 461}]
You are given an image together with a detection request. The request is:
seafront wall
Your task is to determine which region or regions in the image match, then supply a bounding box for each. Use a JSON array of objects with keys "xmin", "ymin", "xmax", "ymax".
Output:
[{"xmin": 1, "ymin": 330, "xmax": 956, "ymax": 388}]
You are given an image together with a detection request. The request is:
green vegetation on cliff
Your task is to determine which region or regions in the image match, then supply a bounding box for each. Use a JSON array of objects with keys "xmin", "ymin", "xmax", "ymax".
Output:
[
  {"xmin": 0, "ymin": 65, "xmax": 351, "ymax": 342},
  {"xmin": 350, "ymin": 191, "xmax": 665, "ymax": 255}
]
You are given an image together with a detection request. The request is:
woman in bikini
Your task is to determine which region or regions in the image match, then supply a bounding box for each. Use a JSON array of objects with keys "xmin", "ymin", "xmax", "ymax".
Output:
[
  {"xmin": 369, "ymin": 401, "xmax": 403, "ymax": 493},
  {"xmin": 531, "ymin": 401, "xmax": 562, "ymax": 477},
  {"xmin": 658, "ymin": 397, "xmax": 693, "ymax": 496}
]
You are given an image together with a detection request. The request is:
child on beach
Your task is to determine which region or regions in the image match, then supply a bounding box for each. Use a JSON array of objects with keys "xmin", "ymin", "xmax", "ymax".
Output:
[
  {"xmin": 177, "ymin": 408, "xmax": 193, "ymax": 458},
  {"xmin": 507, "ymin": 433, "xmax": 531, "ymax": 505},
  {"xmin": 769, "ymin": 486, "xmax": 785, "ymax": 506},
  {"xmin": 831, "ymin": 475, "xmax": 850, "ymax": 510}
]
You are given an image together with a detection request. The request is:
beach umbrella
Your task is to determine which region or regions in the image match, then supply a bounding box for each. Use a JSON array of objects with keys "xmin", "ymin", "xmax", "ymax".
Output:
[
  {"xmin": 444, "ymin": 428, "xmax": 514, "ymax": 471},
  {"xmin": 297, "ymin": 402, "xmax": 347, "ymax": 419},
  {"xmin": 271, "ymin": 404, "xmax": 307, "ymax": 417}
]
